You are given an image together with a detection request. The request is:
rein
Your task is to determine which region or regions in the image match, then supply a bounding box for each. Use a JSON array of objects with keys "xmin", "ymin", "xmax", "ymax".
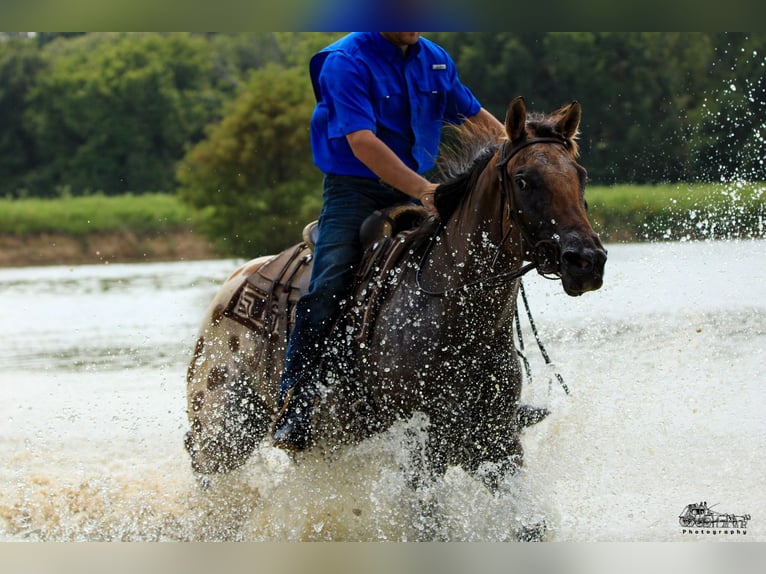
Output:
[
  {"xmin": 414, "ymin": 221, "xmax": 538, "ymax": 297},
  {"xmin": 516, "ymin": 281, "xmax": 570, "ymax": 395}
]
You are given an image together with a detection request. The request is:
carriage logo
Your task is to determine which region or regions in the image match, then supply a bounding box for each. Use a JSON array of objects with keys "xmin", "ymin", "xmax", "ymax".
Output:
[{"xmin": 679, "ymin": 501, "xmax": 750, "ymax": 535}]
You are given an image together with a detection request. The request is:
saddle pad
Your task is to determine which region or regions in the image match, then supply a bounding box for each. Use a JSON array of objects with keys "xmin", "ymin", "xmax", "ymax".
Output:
[{"xmin": 224, "ymin": 243, "xmax": 312, "ymax": 338}]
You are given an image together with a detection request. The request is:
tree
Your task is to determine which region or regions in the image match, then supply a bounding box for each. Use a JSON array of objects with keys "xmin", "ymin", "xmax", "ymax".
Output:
[
  {"xmin": 540, "ymin": 32, "xmax": 714, "ymax": 183},
  {"xmin": 432, "ymin": 32, "xmax": 719, "ymax": 184},
  {"xmin": 5, "ymin": 32, "xmax": 764, "ymax": 204},
  {"xmin": 22, "ymin": 33, "xmax": 222, "ymax": 196},
  {"xmin": 176, "ymin": 63, "xmax": 322, "ymax": 257},
  {"xmin": 0, "ymin": 37, "xmax": 46, "ymax": 197},
  {"xmin": 693, "ymin": 33, "xmax": 766, "ymax": 183}
]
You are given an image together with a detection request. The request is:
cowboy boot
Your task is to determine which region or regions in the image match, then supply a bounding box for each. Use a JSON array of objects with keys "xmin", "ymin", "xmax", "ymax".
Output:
[{"xmin": 272, "ymin": 385, "xmax": 316, "ymax": 451}]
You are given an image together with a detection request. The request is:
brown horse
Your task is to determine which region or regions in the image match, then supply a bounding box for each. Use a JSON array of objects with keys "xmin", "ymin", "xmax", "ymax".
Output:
[{"xmin": 184, "ymin": 96, "xmax": 606, "ymax": 489}]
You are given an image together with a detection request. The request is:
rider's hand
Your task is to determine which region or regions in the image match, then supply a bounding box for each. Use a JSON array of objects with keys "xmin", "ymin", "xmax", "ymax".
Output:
[{"xmin": 419, "ymin": 183, "xmax": 440, "ymax": 219}]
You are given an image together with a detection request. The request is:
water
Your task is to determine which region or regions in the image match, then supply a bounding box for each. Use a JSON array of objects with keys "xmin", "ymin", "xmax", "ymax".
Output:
[{"xmin": 0, "ymin": 240, "xmax": 764, "ymax": 541}]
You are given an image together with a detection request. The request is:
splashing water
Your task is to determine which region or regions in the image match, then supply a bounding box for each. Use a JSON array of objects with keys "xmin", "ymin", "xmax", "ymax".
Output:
[
  {"xmin": 0, "ymin": 260, "xmax": 547, "ymax": 542},
  {"xmin": 1, "ymin": 239, "xmax": 764, "ymax": 541},
  {"xmin": 654, "ymin": 44, "xmax": 765, "ymax": 244}
]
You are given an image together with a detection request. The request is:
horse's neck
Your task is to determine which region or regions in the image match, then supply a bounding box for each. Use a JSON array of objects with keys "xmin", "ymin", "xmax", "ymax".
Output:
[{"xmin": 434, "ymin": 170, "xmax": 519, "ymax": 278}]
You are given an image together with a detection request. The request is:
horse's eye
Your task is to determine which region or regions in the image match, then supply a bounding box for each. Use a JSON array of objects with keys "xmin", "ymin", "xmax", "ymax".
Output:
[{"xmin": 515, "ymin": 177, "xmax": 528, "ymax": 190}]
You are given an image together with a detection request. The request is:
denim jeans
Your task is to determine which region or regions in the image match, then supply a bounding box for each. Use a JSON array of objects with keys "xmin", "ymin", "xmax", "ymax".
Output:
[{"xmin": 278, "ymin": 175, "xmax": 411, "ymax": 401}]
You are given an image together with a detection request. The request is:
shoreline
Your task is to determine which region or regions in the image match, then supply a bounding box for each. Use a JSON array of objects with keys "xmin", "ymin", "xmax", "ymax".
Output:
[
  {"xmin": 3, "ymin": 229, "xmax": 761, "ymax": 269},
  {"xmin": 0, "ymin": 230, "xmax": 222, "ymax": 268}
]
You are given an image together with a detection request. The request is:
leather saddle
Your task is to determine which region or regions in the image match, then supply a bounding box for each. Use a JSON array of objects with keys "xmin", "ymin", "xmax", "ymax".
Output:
[{"xmin": 223, "ymin": 204, "xmax": 429, "ymax": 348}]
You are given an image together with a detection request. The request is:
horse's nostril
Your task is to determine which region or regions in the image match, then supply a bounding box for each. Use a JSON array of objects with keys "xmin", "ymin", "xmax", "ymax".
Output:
[{"xmin": 563, "ymin": 250, "xmax": 592, "ymax": 270}]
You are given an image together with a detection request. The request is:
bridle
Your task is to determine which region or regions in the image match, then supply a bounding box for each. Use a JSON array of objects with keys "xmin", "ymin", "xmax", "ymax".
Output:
[
  {"xmin": 416, "ymin": 136, "xmax": 569, "ymax": 297},
  {"xmin": 496, "ymin": 136, "xmax": 570, "ymax": 278}
]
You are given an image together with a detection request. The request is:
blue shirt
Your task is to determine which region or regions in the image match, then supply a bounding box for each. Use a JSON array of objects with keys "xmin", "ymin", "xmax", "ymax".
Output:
[{"xmin": 309, "ymin": 33, "xmax": 482, "ymax": 178}]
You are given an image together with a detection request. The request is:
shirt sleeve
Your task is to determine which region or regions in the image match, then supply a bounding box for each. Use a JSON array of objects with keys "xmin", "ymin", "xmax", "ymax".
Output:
[
  {"xmin": 318, "ymin": 52, "xmax": 377, "ymax": 140},
  {"xmin": 443, "ymin": 55, "xmax": 482, "ymax": 124}
]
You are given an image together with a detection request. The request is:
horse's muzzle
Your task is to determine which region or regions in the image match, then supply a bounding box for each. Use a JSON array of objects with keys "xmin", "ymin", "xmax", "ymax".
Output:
[{"xmin": 558, "ymin": 239, "xmax": 607, "ymax": 296}]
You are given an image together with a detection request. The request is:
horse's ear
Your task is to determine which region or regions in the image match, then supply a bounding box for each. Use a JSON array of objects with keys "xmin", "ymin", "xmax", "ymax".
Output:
[
  {"xmin": 554, "ymin": 100, "xmax": 582, "ymax": 140},
  {"xmin": 504, "ymin": 96, "xmax": 527, "ymax": 142}
]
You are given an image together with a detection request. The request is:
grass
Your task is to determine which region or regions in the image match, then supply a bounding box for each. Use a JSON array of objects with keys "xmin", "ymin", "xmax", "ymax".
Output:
[
  {"xmin": 0, "ymin": 184, "xmax": 763, "ymax": 244},
  {"xmin": 0, "ymin": 193, "xmax": 198, "ymax": 236}
]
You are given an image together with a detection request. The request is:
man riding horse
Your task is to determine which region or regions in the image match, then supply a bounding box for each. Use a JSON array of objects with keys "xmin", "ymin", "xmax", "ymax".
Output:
[{"xmin": 272, "ymin": 32, "xmax": 505, "ymax": 451}]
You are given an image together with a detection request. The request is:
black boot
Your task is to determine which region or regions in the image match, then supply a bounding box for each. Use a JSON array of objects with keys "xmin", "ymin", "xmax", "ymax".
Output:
[{"xmin": 272, "ymin": 388, "xmax": 314, "ymax": 451}]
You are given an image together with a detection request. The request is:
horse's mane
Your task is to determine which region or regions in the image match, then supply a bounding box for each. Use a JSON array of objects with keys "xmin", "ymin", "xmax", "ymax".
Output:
[{"xmin": 432, "ymin": 120, "xmax": 502, "ymax": 222}]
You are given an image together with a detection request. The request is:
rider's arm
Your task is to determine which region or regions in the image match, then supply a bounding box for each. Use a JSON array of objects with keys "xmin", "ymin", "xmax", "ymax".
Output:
[
  {"xmin": 345, "ymin": 108, "xmax": 502, "ymax": 218},
  {"xmin": 468, "ymin": 107, "xmax": 506, "ymax": 138},
  {"xmin": 346, "ymin": 129, "xmax": 439, "ymax": 217}
]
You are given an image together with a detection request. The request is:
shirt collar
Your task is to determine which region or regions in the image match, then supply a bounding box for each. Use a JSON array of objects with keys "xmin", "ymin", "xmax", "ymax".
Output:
[{"xmin": 369, "ymin": 32, "xmax": 422, "ymax": 61}]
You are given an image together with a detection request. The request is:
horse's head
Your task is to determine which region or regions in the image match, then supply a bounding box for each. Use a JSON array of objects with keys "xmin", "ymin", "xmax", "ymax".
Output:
[{"xmin": 499, "ymin": 96, "xmax": 607, "ymax": 296}]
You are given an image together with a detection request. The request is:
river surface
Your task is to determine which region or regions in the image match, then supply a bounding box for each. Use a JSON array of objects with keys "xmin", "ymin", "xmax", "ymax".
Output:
[{"xmin": 1, "ymin": 239, "xmax": 764, "ymax": 541}]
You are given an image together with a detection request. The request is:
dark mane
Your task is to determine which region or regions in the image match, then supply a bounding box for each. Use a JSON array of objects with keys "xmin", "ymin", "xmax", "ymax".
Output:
[
  {"xmin": 432, "ymin": 121, "xmax": 503, "ymax": 222},
  {"xmin": 433, "ymin": 149, "xmax": 496, "ymax": 222}
]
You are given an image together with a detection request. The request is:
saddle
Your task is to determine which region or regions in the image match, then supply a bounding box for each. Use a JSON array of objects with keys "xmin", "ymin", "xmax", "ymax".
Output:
[{"xmin": 223, "ymin": 204, "xmax": 429, "ymax": 349}]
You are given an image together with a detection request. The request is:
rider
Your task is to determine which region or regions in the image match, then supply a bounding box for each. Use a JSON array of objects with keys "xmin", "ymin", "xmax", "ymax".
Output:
[{"xmin": 272, "ymin": 32, "xmax": 505, "ymax": 451}]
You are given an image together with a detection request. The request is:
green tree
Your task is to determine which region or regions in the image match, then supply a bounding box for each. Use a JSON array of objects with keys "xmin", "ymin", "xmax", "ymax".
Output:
[
  {"xmin": 541, "ymin": 33, "xmax": 714, "ymax": 183},
  {"xmin": 23, "ymin": 32, "xmax": 222, "ymax": 196},
  {"xmin": 694, "ymin": 32, "xmax": 766, "ymax": 183},
  {"xmin": 429, "ymin": 32, "xmax": 545, "ymax": 121},
  {"xmin": 0, "ymin": 37, "xmax": 46, "ymax": 197},
  {"xmin": 6, "ymin": 31, "xmax": 762, "ymax": 209},
  {"xmin": 176, "ymin": 63, "xmax": 321, "ymax": 257}
]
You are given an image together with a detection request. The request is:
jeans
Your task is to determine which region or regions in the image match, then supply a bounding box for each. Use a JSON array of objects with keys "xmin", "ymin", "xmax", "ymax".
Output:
[{"xmin": 278, "ymin": 175, "xmax": 411, "ymax": 402}]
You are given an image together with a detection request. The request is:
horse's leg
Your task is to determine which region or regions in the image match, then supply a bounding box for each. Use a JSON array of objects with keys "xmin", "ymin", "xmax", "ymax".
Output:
[
  {"xmin": 385, "ymin": 418, "xmax": 448, "ymax": 541},
  {"xmin": 517, "ymin": 404, "xmax": 550, "ymax": 428},
  {"xmin": 471, "ymin": 416, "xmax": 552, "ymax": 542},
  {"xmin": 184, "ymin": 302, "xmax": 273, "ymax": 475},
  {"xmin": 410, "ymin": 435, "xmax": 446, "ymax": 541},
  {"xmin": 479, "ymin": 453, "xmax": 521, "ymax": 492},
  {"xmin": 467, "ymin": 404, "xmax": 550, "ymax": 485}
]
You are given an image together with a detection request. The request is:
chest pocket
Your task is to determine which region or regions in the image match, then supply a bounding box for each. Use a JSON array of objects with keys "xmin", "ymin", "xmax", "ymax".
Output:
[
  {"xmin": 412, "ymin": 71, "xmax": 451, "ymax": 123},
  {"xmin": 371, "ymin": 80, "xmax": 407, "ymax": 124}
]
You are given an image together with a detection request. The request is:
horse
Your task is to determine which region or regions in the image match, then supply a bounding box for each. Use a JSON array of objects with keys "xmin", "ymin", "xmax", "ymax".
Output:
[{"xmin": 183, "ymin": 96, "xmax": 607, "ymax": 494}]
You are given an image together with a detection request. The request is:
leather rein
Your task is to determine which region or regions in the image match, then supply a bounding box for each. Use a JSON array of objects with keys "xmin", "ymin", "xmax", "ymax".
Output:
[{"xmin": 416, "ymin": 136, "xmax": 569, "ymax": 297}]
